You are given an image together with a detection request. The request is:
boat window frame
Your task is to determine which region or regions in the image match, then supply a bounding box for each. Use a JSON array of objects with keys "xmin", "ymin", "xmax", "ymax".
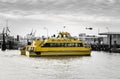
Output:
[{"xmin": 41, "ymin": 43, "xmax": 83, "ymax": 47}]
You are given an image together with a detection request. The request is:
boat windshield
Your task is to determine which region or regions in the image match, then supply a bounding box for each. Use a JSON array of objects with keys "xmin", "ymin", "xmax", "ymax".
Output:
[{"xmin": 41, "ymin": 43, "xmax": 83, "ymax": 47}]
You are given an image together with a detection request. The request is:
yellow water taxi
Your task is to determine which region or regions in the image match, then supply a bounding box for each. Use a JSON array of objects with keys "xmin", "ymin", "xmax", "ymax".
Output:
[{"xmin": 20, "ymin": 32, "xmax": 91, "ymax": 57}]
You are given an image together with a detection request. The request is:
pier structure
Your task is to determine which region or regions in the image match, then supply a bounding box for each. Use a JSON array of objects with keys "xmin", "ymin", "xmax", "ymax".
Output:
[
  {"xmin": 79, "ymin": 32, "xmax": 120, "ymax": 52},
  {"xmin": 78, "ymin": 33, "xmax": 104, "ymax": 45},
  {"xmin": 98, "ymin": 32, "xmax": 120, "ymax": 52},
  {"xmin": 78, "ymin": 33, "xmax": 105, "ymax": 51}
]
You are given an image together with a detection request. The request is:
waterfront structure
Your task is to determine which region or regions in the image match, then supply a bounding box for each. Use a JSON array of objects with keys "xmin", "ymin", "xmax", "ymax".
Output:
[
  {"xmin": 99, "ymin": 32, "xmax": 120, "ymax": 52},
  {"xmin": 99, "ymin": 32, "xmax": 120, "ymax": 45},
  {"xmin": 20, "ymin": 32, "xmax": 91, "ymax": 57},
  {"xmin": 79, "ymin": 33, "xmax": 103, "ymax": 44},
  {"xmin": 0, "ymin": 33, "xmax": 21, "ymax": 49},
  {"xmin": 78, "ymin": 33, "xmax": 113, "ymax": 51}
]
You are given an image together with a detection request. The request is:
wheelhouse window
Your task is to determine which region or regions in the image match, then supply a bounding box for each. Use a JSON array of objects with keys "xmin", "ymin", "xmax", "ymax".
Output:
[
  {"xmin": 42, "ymin": 43, "xmax": 83, "ymax": 47},
  {"xmin": 42, "ymin": 43, "xmax": 50, "ymax": 47}
]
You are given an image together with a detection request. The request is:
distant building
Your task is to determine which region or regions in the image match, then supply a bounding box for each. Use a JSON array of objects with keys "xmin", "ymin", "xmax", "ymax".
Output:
[
  {"xmin": 79, "ymin": 33, "xmax": 102, "ymax": 44},
  {"xmin": 99, "ymin": 32, "xmax": 120, "ymax": 45}
]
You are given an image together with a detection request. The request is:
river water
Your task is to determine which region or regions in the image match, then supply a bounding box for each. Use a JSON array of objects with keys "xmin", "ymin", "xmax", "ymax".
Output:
[{"xmin": 0, "ymin": 50, "xmax": 120, "ymax": 79}]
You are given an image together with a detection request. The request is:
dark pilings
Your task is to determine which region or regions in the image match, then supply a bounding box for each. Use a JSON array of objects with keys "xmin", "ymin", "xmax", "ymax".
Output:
[
  {"xmin": 17, "ymin": 35, "xmax": 19, "ymax": 41},
  {"xmin": 8, "ymin": 41, "xmax": 13, "ymax": 49},
  {"xmin": 1, "ymin": 33, "xmax": 6, "ymax": 51},
  {"xmin": 109, "ymin": 35, "xmax": 112, "ymax": 52}
]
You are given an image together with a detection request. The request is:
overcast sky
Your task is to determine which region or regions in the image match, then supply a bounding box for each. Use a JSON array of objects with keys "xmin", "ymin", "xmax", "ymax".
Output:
[{"xmin": 0, "ymin": 0, "xmax": 120, "ymax": 37}]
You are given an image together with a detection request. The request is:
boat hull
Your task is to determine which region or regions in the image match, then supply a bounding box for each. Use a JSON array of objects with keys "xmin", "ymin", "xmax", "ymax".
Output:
[
  {"xmin": 20, "ymin": 50, "xmax": 26, "ymax": 55},
  {"xmin": 26, "ymin": 50, "xmax": 91, "ymax": 57}
]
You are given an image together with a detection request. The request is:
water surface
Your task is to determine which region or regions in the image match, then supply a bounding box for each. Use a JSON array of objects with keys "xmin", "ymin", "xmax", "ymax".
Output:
[{"xmin": 0, "ymin": 50, "xmax": 120, "ymax": 79}]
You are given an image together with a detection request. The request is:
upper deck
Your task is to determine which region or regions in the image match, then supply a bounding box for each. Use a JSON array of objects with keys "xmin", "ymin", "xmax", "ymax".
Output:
[
  {"xmin": 44, "ymin": 31, "xmax": 83, "ymax": 43},
  {"xmin": 30, "ymin": 32, "xmax": 89, "ymax": 47}
]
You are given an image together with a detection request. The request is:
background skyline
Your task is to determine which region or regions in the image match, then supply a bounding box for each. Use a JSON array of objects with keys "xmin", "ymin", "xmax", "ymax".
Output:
[{"xmin": 0, "ymin": 0, "xmax": 120, "ymax": 37}]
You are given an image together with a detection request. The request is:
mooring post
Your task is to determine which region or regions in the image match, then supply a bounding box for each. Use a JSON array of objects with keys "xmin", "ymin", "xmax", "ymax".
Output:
[
  {"xmin": 1, "ymin": 33, "xmax": 6, "ymax": 51},
  {"xmin": 109, "ymin": 35, "xmax": 112, "ymax": 52}
]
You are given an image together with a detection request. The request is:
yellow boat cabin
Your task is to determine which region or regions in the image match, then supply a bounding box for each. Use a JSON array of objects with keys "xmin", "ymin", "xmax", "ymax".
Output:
[{"xmin": 20, "ymin": 32, "xmax": 91, "ymax": 57}]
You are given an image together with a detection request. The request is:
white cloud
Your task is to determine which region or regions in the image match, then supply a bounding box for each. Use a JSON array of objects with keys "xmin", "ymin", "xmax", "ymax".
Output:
[
  {"xmin": 0, "ymin": 0, "xmax": 18, "ymax": 3},
  {"xmin": 0, "ymin": 0, "xmax": 120, "ymax": 18},
  {"xmin": 95, "ymin": 0, "xmax": 117, "ymax": 3},
  {"xmin": 0, "ymin": 0, "xmax": 120, "ymax": 36},
  {"xmin": 0, "ymin": 11, "xmax": 118, "ymax": 24}
]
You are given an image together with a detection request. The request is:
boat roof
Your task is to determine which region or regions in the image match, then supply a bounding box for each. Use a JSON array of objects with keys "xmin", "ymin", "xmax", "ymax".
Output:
[{"xmin": 32, "ymin": 32, "xmax": 84, "ymax": 44}]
